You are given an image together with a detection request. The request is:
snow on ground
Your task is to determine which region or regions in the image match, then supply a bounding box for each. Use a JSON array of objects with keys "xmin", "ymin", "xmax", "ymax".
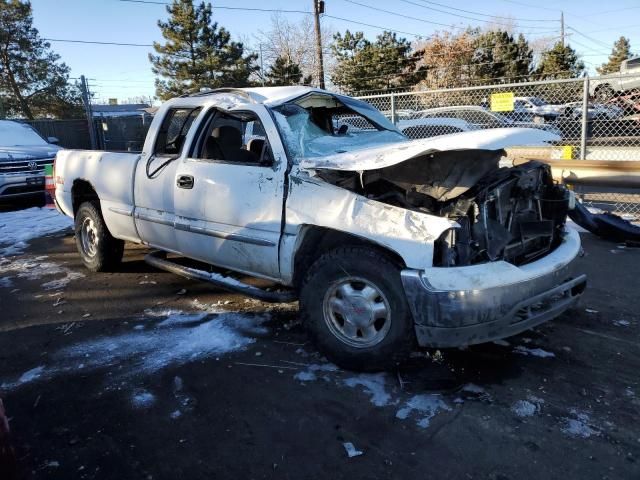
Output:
[
  {"xmin": 561, "ymin": 409, "xmax": 599, "ymax": 438},
  {"xmin": 511, "ymin": 396, "xmax": 544, "ymax": 418},
  {"xmin": 396, "ymin": 394, "xmax": 452, "ymax": 428},
  {"xmin": 0, "ymin": 255, "xmax": 84, "ymax": 290},
  {"xmin": 343, "ymin": 373, "xmax": 394, "ymax": 407},
  {"xmin": 293, "ymin": 363, "xmax": 338, "ymax": 383},
  {"xmin": 0, "ymin": 207, "xmax": 72, "ymax": 256},
  {"xmin": 513, "ymin": 345, "xmax": 556, "ymax": 358},
  {"xmin": 0, "ymin": 310, "xmax": 271, "ymax": 391},
  {"xmin": 131, "ymin": 390, "xmax": 156, "ymax": 409}
]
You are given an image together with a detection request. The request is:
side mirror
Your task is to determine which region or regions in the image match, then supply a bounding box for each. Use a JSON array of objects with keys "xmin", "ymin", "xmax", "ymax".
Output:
[{"xmin": 47, "ymin": 136, "xmax": 60, "ymax": 145}]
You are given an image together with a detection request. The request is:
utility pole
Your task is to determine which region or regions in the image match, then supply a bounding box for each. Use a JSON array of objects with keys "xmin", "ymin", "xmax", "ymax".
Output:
[
  {"xmin": 80, "ymin": 75, "xmax": 98, "ymax": 150},
  {"xmin": 560, "ymin": 11, "xmax": 565, "ymax": 48},
  {"xmin": 313, "ymin": 0, "xmax": 326, "ymax": 89},
  {"xmin": 259, "ymin": 43, "xmax": 265, "ymax": 87}
]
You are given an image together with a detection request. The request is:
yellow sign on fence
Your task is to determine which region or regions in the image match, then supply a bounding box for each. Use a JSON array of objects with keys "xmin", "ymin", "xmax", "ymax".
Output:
[{"xmin": 490, "ymin": 92, "xmax": 515, "ymax": 112}]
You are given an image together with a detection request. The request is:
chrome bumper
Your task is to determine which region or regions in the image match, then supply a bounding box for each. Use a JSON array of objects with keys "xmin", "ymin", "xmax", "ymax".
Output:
[
  {"xmin": 401, "ymin": 228, "xmax": 586, "ymax": 348},
  {"xmin": 0, "ymin": 172, "xmax": 46, "ymax": 199}
]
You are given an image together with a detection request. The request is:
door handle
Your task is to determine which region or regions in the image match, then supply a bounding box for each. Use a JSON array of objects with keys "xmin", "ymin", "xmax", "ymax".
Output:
[{"xmin": 177, "ymin": 174, "xmax": 194, "ymax": 189}]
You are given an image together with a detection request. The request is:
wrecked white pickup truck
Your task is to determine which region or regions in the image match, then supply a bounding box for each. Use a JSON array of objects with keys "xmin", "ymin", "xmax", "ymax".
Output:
[{"xmin": 54, "ymin": 87, "xmax": 586, "ymax": 370}]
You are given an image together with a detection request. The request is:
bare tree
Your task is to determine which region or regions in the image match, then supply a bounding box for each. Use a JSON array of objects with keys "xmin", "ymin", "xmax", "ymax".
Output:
[{"xmin": 255, "ymin": 13, "xmax": 334, "ymax": 86}]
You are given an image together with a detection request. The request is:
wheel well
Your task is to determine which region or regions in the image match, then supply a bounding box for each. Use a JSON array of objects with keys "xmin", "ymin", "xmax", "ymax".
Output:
[
  {"xmin": 292, "ymin": 226, "xmax": 406, "ymax": 288},
  {"xmin": 71, "ymin": 180, "xmax": 99, "ymax": 217}
]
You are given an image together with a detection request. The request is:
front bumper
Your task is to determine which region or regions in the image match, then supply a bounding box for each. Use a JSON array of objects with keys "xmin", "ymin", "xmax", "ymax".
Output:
[
  {"xmin": 0, "ymin": 173, "xmax": 46, "ymax": 199},
  {"xmin": 402, "ymin": 228, "xmax": 586, "ymax": 348}
]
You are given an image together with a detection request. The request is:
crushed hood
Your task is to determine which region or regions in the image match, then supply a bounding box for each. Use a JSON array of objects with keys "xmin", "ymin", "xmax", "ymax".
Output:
[{"xmin": 299, "ymin": 127, "xmax": 559, "ymax": 171}]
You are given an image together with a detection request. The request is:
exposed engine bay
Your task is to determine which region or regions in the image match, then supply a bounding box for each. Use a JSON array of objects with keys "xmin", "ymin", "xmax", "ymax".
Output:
[{"xmin": 316, "ymin": 149, "xmax": 571, "ymax": 267}]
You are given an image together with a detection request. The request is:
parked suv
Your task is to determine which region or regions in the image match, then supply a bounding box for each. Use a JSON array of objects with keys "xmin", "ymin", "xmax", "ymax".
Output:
[{"xmin": 0, "ymin": 120, "xmax": 61, "ymax": 201}]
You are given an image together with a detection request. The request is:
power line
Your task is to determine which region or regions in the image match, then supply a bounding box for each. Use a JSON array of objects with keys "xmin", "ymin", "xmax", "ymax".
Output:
[
  {"xmin": 341, "ymin": 0, "xmax": 459, "ymax": 29},
  {"xmin": 566, "ymin": 26, "xmax": 611, "ymax": 50},
  {"xmin": 498, "ymin": 0, "xmax": 560, "ymax": 12},
  {"xmin": 118, "ymin": 0, "xmax": 311, "ymax": 14},
  {"xmin": 410, "ymin": 0, "xmax": 554, "ymax": 22},
  {"xmin": 397, "ymin": 0, "xmax": 556, "ymax": 30},
  {"xmin": 572, "ymin": 5, "xmax": 640, "ymax": 18},
  {"xmin": 323, "ymin": 14, "xmax": 425, "ymax": 37},
  {"xmin": 44, "ymin": 38, "xmax": 153, "ymax": 47}
]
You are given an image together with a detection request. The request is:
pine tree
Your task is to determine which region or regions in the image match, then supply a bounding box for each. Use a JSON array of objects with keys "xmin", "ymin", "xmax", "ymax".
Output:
[
  {"xmin": 331, "ymin": 30, "xmax": 422, "ymax": 94},
  {"xmin": 597, "ymin": 37, "xmax": 632, "ymax": 75},
  {"xmin": 535, "ymin": 42, "xmax": 585, "ymax": 80},
  {"xmin": 265, "ymin": 56, "xmax": 305, "ymax": 86},
  {"xmin": 472, "ymin": 30, "xmax": 533, "ymax": 83},
  {"xmin": 0, "ymin": 0, "xmax": 81, "ymax": 119},
  {"xmin": 149, "ymin": 0, "xmax": 258, "ymax": 100}
]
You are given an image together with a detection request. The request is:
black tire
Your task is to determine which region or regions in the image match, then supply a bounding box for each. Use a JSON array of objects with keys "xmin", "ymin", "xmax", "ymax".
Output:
[
  {"xmin": 300, "ymin": 246, "xmax": 415, "ymax": 372},
  {"xmin": 74, "ymin": 202, "xmax": 124, "ymax": 272}
]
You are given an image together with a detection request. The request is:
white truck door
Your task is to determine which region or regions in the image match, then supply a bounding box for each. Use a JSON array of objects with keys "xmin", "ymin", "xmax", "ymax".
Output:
[
  {"xmin": 172, "ymin": 107, "xmax": 287, "ymax": 280},
  {"xmin": 133, "ymin": 106, "xmax": 202, "ymax": 252}
]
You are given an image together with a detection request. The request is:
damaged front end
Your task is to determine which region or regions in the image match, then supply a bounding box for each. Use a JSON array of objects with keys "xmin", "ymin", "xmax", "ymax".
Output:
[{"xmin": 316, "ymin": 149, "xmax": 571, "ymax": 268}]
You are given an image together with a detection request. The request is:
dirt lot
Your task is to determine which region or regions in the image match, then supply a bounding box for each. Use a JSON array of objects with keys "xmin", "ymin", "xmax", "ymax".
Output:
[{"xmin": 1, "ymin": 210, "xmax": 639, "ymax": 479}]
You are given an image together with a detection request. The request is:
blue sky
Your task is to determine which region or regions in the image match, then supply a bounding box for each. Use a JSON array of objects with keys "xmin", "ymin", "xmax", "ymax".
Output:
[{"xmin": 29, "ymin": 0, "xmax": 639, "ymax": 103}]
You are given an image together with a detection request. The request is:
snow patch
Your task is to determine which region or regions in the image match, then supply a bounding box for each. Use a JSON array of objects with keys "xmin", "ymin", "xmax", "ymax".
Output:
[
  {"xmin": 131, "ymin": 390, "xmax": 156, "ymax": 409},
  {"xmin": 1, "ymin": 365, "xmax": 46, "ymax": 390},
  {"xmin": 0, "ymin": 256, "xmax": 84, "ymax": 290},
  {"xmin": 613, "ymin": 319, "xmax": 630, "ymax": 327},
  {"xmin": 1, "ymin": 311, "xmax": 270, "ymax": 391},
  {"xmin": 343, "ymin": 373, "xmax": 392, "ymax": 407},
  {"xmin": 396, "ymin": 394, "xmax": 451, "ymax": 428},
  {"xmin": 0, "ymin": 208, "xmax": 72, "ymax": 256},
  {"xmin": 293, "ymin": 363, "xmax": 339, "ymax": 383},
  {"xmin": 513, "ymin": 346, "xmax": 556, "ymax": 358},
  {"xmin": 561, "ymin": 409, "xmax": 599, "ymax": 438},
  {"xmin": 511, "ymin": 399, "xmax": 542, "ymax": 417}
]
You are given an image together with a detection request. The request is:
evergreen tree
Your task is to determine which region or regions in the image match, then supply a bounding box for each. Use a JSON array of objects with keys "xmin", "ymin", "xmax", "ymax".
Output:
[
  {"xmin": 331, "ymin": 30, "xmax": 423, "ymax": 94},
  {"xmin": 265, "ymin": 56, "xmax": 307, "ymax": 86},
  {"xmin": 535, "ymin": 42, "xmax": 585, "ymax": 80},
  {"xmin": 472, "ymin": 30, "xmax": 533, "ymax": 82},
  {"xmin": 597, "ymin": 36, "xmax": 632, "ymax": 75},
  {"xmin": 0, "ymin": 0, "xmax": 81, "ymax": 119},
  {"xmin": 149, "ymin": 0, "xmax": 258, "ymax": 100}
]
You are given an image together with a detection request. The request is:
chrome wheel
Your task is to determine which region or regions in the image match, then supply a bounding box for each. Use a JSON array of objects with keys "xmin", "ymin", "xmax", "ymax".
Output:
[
  {"xmin": 322, "ymin": 276, "xmax": 391, "ymax": 348},
  {"xmin": 80, "ymin": 217, "xmax": 99, "ymax": 258}
]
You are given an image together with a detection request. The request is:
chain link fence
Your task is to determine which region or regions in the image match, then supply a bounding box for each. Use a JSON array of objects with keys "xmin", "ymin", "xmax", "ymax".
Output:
[{"xmin": 356, "ymin": 75, "xmax": 640, "ymax": 219}]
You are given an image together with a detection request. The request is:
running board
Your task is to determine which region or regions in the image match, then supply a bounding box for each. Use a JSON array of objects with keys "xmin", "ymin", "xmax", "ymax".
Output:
[{"xmin": 144, "ymin": 251, "xmax": 297, "ymax": 303}]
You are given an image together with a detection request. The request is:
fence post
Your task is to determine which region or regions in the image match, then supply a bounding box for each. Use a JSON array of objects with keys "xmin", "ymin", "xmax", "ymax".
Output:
[
  {"xmin": 579, "ymin": 76, "xmax": 589, "ymax": 160},
  {"xmin": 390, "ymin": 93, "xmax": 396, "ymax": 125},
  {"xmin": 80, "ymin": 75, "xmax": 98, "ymax": 150}
]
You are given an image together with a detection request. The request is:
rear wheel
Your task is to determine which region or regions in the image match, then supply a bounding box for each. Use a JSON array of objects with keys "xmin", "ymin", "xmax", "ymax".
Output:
[
  {"xmin": 74, "ymin": 202, "xmax": 124, "ymax": 272},
  {"xmin": 300, "ymin": 246, "xmax": 415, "ymax": 371}
]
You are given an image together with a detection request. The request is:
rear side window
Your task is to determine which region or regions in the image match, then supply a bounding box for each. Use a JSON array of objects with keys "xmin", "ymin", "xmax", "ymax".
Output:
[{"xmin": 154, "ymin": 107, "xmax": 202, "ymax": 156}]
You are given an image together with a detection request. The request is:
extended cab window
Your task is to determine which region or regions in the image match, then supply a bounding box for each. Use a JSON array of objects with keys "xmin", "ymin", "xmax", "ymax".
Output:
[
  {"xmin": 192, "ymin": 111, "xmax": 273, "ymax": 166},
  {"xmin": 155, "ymin": 107, "xmax": 202, "ymax": 156}
]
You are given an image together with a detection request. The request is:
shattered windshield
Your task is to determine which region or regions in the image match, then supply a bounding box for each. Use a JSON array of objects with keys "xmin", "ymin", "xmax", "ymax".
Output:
[{"xmin": 271, "ymin": 94, "xmax": 406, "ymax": 160}]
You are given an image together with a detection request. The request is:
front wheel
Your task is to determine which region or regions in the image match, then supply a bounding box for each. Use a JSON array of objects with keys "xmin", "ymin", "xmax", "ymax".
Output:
[
  {"xmin": 300, "ymin": 246, "xmax": 415, "ymax": 371},
  {"xmin": 74, "ymin": 202, "xmax": 124, "ymax": 272}
]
